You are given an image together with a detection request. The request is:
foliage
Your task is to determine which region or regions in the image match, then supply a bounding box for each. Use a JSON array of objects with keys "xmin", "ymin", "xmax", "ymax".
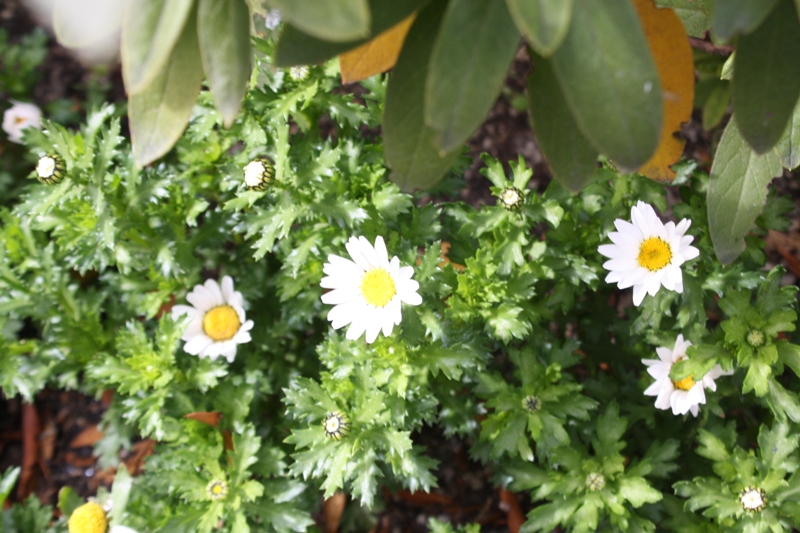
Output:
[{"xmin": 2, "ymin": 10, "xmax": 800, "ymax": 533}]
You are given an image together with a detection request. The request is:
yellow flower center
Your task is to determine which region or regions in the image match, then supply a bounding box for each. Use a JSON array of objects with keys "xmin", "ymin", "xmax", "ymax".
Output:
[
  {"xmin": 206, "ymin": 480, "xmax": 228, "ymax": 501},
  {"xmin": 637, "ymin": 237, "xmax": 672, "ymax": 271},
  {"xmin": 672, "ymin": 374, "xmax": 695, "ymax": 391},
  {"xmin": 360, "ymin": 268, "xmax": 396, "ymax": 308},
  {"xmin": 68, "ymin": 502, "xmax": 108, "ymax": 533},
  {"xmin": 203, "ymin": 305, "xmax": 241, "ymax": 341}
]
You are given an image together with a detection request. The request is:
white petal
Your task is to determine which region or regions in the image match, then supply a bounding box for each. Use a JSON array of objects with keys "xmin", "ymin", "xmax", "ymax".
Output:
[
  {"xmin": 221, "ymin": 276, "xmax": 235, "ymax": 302},
  {"xmin": 184, "ymin": 335, "xmax": 213, "ymax": 356},
  {"xmin": 654, "ymin": 383, "xmax": 673, "ymax": 410},
  {"xmin": 321, "ymin": 287, "xmax": 361, "ymax": 305},
  {"xmin": 345, "ymin": 239, "xmax": 371, "ymax": 270},
  {"xmin": 373, "ymin": 236, "xmax": 390, "ymax": 268},
  {"xmin": 358, "ymin": 236, "xmax": 381, "ymax": 267},
  {"xmin": 203, "ymin": 279, "xmax": 225, "ymax": 307},
  {"xmin": 345, "ymin": 315, "xmax": 368, "ymax": 341},
  {"xmin": 632, "ymin": 283, "xmax": 647, "ymax": 306},
  {"xmin": 172, "ymin": 305, "xmax": 196, "ymax": 318}
]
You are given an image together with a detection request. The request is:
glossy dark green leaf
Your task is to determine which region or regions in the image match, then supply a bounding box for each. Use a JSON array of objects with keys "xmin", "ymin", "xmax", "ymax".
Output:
[
  {"xmin": 275, "ymin": 0, "xmax": 431, "ymax": 67},
  {"xmin": 198, "ymin": 0, "xmax": 251, "ymax": 127},
  {"xmin": 267, "ymin": 0, "xmax": 370, "ymax": 42},
  {"xmin": 526, "ymin": 54, "xmax": 597, "ymax": 192},
  {"xmin": 505, "ymin": 0, "xmax": 572, "ymax": 57},
  {"xmin": 733, "ymin": 0, "xmax": 800, "ymax": 154},
  {"xmin": 711, "ymin": 0, "xmax": 779, "ymax": 41},
  {"xmin": 550, "ymin": 0, "xmax": 662, "ymax": 170},
  {"xmin": 774, "ymin": 99, "xmax": 800, "ymax": 170},
  {"xmin": 121, "ymin": 0, "xmax": 194, "ymax": 94},
  {"xmin": 129, "ymin": 8, "xmax": 204, "ymax": 166},
  {"xmin": 384, "ymin": 0, "xmax": 459, "ymax": 192},
  {"xmin": 654, "ymin": 0, "xmax": 712, "ymax": 37},
  {"xmin": 425, "ymin": 0, "xmax": 520, "ymax": 152},
  {"xmin": 708, "ymin": 120, "xmax": 782, "ymax": 265}
]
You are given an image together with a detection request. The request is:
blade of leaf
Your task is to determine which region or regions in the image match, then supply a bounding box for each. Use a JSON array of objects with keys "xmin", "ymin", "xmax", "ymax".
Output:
[
  {"xmin": 633, "ymin": 0, "xmax": 694, "ymax": 182},
  {"xmin": 653, "ymin": 0, "xmax": 712, "ymax": 38},
  {"xmin": 197, "ymin": 0, "xmax": 251, "ymax": 127},
  {"xmin": 733, "ymin": 0, "xmax": 800, "ymax": 154},
  {"xmin": 527, "ymin": 53, "xmax": 598, "ymax": 192},
  {"xmin": 129, "ymin": 7, "xmax": 204, "ymax": 167},
  {"xmin": 384, "ymin": 0, "xmax": 460, "ymax": 192},
  {"xmin": 708, "ymin": 119, "xmax": 782, "ymax": 265},
  {"xmin": 774, "ymin": 98, "xmax": 800, "ymax": 170},
  {"xmin": 711, "ymin": 0, "xmax": 779, "ymax": 41},
  {"xmin": 339, "ymin": 14, "xmax": 415, "ymax": 84},
  {"xmin": 505, "ymin": 0, "xmax": 573, "ymax": 57},
  {"xmin": 425, "ymin": 0, "xmax": 521, "ymax": 152},
  {"xmin": 274, "ymin": 0, "xmax": 431, "ymax": 67},
  {"xmin": 550, "ymin": 0, "xmax": 662, "ymax": 170},
  {"xmin": 121, "ymin": 0, "xmax": 194, "ymax": 94},
  {"xmin": 267, "ymin": 0, "xmax": 370, "ymax": 42}
]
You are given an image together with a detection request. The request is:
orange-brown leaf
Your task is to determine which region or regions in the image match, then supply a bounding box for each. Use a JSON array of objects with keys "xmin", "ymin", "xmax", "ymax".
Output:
[
  {"xmin": 322, "ymin": 491, "xmax": 347, "ymax": 533},
  {"xmin": 69, "ymin": 425, "xmax": 104, "ymax": 448},
  {"xmin": 499, "ymin": 488, "xmax": 525, "ymax": 533},
  {"xmin": 339, "ymin": 15, "xmax": 415, "ymax": 84},
  {"xmin": 184, "ymin": 411, "xmax": 222, "ymax": 427},
  {"xmin": 633, "ymin": 0, "xmax": 695, "ymax": 182}
]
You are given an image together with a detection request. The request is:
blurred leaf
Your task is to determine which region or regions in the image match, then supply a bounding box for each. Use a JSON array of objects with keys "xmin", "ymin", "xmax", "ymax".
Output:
[
  {"xmin": 274, "ymin": 0, "xmax": 430, "ymax": 66},
  {"xmin": 0, "ymin": 467, "xmax": 21, "ymax": 508},
  {"xmin": 733, "ymin": 0, "xmax": 800, "ymax": 154},
  {"xmin": 774, "ymin": 98, "xmax": 800, "ymax": 170},
  {"xmin": 267, "ymin": 0, "xmax": 370, "ymax": 42},
  {"xmin": 702, "ymin": 82, "xmax": 730, "ymax": 130},
  {"xmin": 57, "ymin": 486, "xmax": 82, "ymax": 518},
  {"xmin": 129, "ymin": 7, "xmax": 204, "ymax": 166},
  {"xmin": 424, "ymin": 0, "xmax": 521, "ymax": 152},
  {"xmin": 526, "ymin": 55, "xmax": 597, "ymax": 192},
  {"xmin": 633, "ymin": 0, "xmax": 694, "ymax": 182},
  {"xmin": 550, "ymin": 0, "xmax": 662, "ymax": 170},
  {"xmin": 708, "ymin": 120, "xmax": 782, "ymax": 264},
  {"xmin": 505, "ymin": 0, "xmax": 573, "ymax": 57},
  {"xmin": 339, "ymin": 14, "xmax": 415, "ymax": 83},
  {"xmin": 711, "ymin": 0, "xmax": 780, "ymax": 41},
  {"xmin": 121, "ymin": 0, "xmax": 193, "ymax": 94},
  {"xmin": 198, "ymin": 0, "xmax": 251, "ymax": 127},
  {"xmin": 654, "ymin": 0, "xmax": 712, "ymax": 37},
  {"xmin": 108, "ymin": 467, "xmax": 132, "ymax": 526},
  {"xmin": 384, "ymin": 0, "xmax": 460, "ymax": 192}
]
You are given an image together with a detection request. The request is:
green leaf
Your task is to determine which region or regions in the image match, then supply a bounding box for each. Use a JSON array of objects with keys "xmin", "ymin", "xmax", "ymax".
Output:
[
  {"xmin": 57, "ymin": 486, "xmax": 82, "ymax": 519},
  {"xmin": 108, "ymin": 467, "xmax": 132, "ymax": 527},
  {"xmin": 268, "ymin": 0, "xmax": 370, "ymax": 42},
  {"xmin": 707, "ymin": 119, "xmax": 782, "ymax": 264},
  {"xmin": 702, "ymin": 82, "xmax": 730, "ymax": 131},
  {"xmin": 424, "ymin": 0, "xmax": 521, "ymax": 152},
  {"xmin": 0, "ymin": 467, "xmax": 20, "ymax": 508},
  {"xmin": 696, "ymin": 429, "xmax": 729, "ymax": 462},
  {"xmin": 197, "ymin": 0, "xmax": 251, "ymax": 127},
  {"xmin": 777, "ymin": 342, "xmax": 800, "ymax": 378},
  {"xmin": 550, "ymin": 0, "xmax": 662, "ymax": 169},
  {"xmin": 129, "ymin": 6, "xmax": 204, "ymax": 166},
  {"xmin": 505, "ymin": 0, "xmax": 573, "ymax": 57},
  {"xmin": 120, "ymin": 0, "xmax": 194, "ymax": 94},
  {"xmin": 742, "ymin": 357, "xmax": 772, "ymax": 396},
  {"xmin": 595, "ymin": 402, "xmax": 626, "ymax": 454},
  {"xmin": 618, "ymin": 476, "xmax": 663, "ymax": 507},
  {"xmin": 527, "ymin": 53, "xmax": 598, "ymax": 192},
  {"xmin": 274, "ymin": 0, "xmax": 430, "ymax": 66},
  {"xmin": 384, "ymin": 0, "xmax": 460, "ymax": 192},
  {"xmin": 711, "ymin": 0, "xmax": 780, "ymax": 41},
  {"xmin": 774, "ymin": 97, "xmax": 800, "ymax": 170},
  {"xmin": 766, "ymin": 378, "xmax": 800, "ymax": 423},
  {"xmin": 654, "ymin": 0, "xmax": 712, "ymax": 37},
  {"xmin": 732, "ymin": 0, "xmax": 800, "ymax": 154}
]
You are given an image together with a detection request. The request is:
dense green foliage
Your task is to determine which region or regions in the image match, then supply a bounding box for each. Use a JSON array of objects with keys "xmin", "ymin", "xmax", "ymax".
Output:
[{"xmin": 2, "ymin": 7, "xmax": 800, "ymax": 533}]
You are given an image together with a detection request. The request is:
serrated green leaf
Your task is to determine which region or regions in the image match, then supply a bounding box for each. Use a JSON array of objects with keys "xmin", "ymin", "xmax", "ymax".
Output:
[
  {"xmin": 121, "ymin": 0, "xmax": 194, "ymax": 94},
  {"xmin": 696, "ymin": 429, "xmax": 730, "ymax": 462},
  {"xmin": 733, "ymin": 0, "xmax": 800, "ymax": 154},
  {"xmin": 707, "ymin": 119, "xmax": 782, "ymax": 264},
  {"xmin": 274, "ymin": 0, "xmax": 430, "ymax": 66},
  {"xmin": 619, "ymin": 476, "xmax": 662, "ymax": 507},
  {"xmin": 596, "ymin": 402, "xmax": 626, "ymax": 450},
  {"xmin": 654, "ymin": 0, "xmax": 712, "ymax": 37},
  {"xmin": 527, "ymin": 52, "xmax": 598, "ymax": 192},
  {"xmin": 550, "ymin": 0, "xmax": 662, "ymax": 170},
  {"xmin": 711, "ymin": 0, "xmax": 780, "ymax": 41},
  {"xmin": 766, "ymin": 378, "xmax": 800, "ymax": 423},
  {"xmin": 129, "ymin": 6, "xmax": 204, "ymax": 166},
  {"xmin": 197, "ymin": 0, "xmax": 251, "ymax": 127},
  {"xmin": 425, "ymin": 0, "xmax": 521, "ymax": 152},
  {"xmin": 505, "ymin": 0, "xmax": 573, "ymax": 57},
  {"xmin": 268, "ymin": 0, "xmax": 370, "ymax": 42},
  {"xmin": 743, "ymin": 357, "xmax": 772, "ymax": 396},
  {"xmin": 384, "ymin": 0, "xmax": 460, "ymax": 192}
]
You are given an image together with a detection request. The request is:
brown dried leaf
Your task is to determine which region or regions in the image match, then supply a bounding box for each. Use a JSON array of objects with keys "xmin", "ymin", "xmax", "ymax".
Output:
[{"xmin": 339, "ymin": 15, "xmax": 415, "ymax": 84}]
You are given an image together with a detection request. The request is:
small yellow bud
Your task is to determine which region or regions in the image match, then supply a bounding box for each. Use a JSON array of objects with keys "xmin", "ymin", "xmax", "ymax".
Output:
[{"xmin": 68, "ymin": 501, "xmax": 108, "ymax": 533}]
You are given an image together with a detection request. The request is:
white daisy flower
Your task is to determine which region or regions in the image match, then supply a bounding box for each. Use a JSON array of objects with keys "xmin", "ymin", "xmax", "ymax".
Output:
[
  {"xmin": 598, "ymin": 201, "xmax": 699, "ymax": 306},
  {"xmin": 110, "ymin": 527, "xmax": 140, "ymax": 533},
  {"xmin": 3, "ymin": 100, "xmax": 41, "ymax": 143},
  {"xmin": 320, "ymin": 236, "xmax": 422, "ymax": 344},
  {"xmin": 642, "ymin": 334, "xmax": 732, "ymax": 417},
  {"xmin": 171, "ymin": 276, "xmax": 254, "ymax": 363}
]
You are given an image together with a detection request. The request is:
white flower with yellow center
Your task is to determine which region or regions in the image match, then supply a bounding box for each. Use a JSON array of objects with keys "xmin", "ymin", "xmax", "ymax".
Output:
[
  {"xmin": 598, "ymin": 201, "xmax": 699, "ymax": 306},
  {"xmin": 172, "ymin": 276, "xmax": 253, "ymax": 363},
  {"xmin": 2, "ymin": 100, "xmax": 41, "ymax": 143},
  {"xmin": 642, "ymin": 334, "xmax": 732, "ymax": 417},
  {"xmin": 320, "ymin": 236, "xmax": 422, "ymax": 344}
]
